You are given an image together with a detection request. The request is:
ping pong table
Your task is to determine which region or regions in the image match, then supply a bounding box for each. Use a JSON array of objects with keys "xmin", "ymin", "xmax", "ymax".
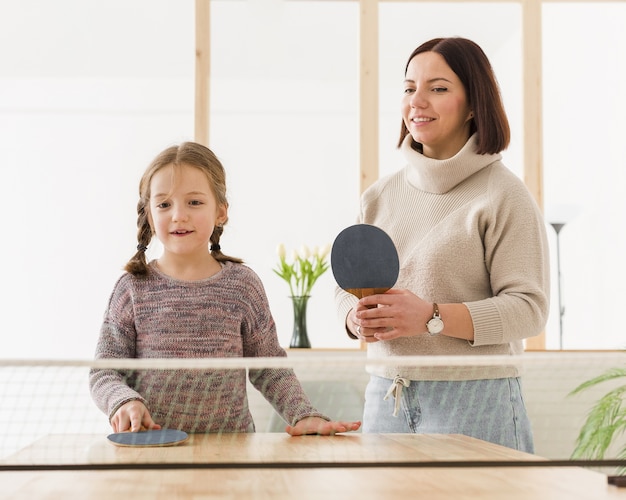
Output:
[{"xmin": 1, "ymin": 433, "xmax": 624, "ymax": 499}]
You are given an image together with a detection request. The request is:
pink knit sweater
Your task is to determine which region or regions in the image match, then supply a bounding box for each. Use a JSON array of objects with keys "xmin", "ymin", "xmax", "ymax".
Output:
[{"xmin": 89, "ymin": 261, "xmax": 327, "ymax": 432}]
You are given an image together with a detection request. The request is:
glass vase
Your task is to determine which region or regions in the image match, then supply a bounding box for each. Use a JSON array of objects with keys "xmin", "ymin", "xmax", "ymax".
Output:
[{"xmin": 289, "ymin": 295, "xmax": 311, "ymax": 348}]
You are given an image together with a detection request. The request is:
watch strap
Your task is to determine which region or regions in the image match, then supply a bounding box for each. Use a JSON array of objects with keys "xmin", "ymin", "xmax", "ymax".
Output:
[
  {"xmin": 432, "ymin": 302, "xmax": 440, "ymax": 319},
  {"xmin": 426, "ymin": 302, "xmax": 444, "ymax": 335}
]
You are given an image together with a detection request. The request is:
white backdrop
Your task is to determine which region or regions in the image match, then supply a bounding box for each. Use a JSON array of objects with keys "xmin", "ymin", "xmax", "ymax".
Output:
[{"xmin": 1, "ymin": 0, "xmax": 625, "ymax": 358}]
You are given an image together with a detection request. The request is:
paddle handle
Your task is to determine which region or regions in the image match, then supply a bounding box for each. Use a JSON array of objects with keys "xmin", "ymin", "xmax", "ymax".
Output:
[{"xmin": 346, "ymin": 287, "xmax": 390, "ymax": 300}]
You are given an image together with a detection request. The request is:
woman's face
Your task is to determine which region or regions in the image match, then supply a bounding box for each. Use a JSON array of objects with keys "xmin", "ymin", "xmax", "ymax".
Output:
[{"xmin": 401, "ymin": 51, "xmax": 473, "ymax": 160}]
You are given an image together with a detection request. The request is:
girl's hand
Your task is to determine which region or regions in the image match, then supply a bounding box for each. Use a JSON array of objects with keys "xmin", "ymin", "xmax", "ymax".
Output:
[
  {"xmin": 110, "ymin": 400, "xmax": 162, "ymax": 433},
  {"xmin": 285, "ymin": 416, "xmax": 361, "ymax": 436}
]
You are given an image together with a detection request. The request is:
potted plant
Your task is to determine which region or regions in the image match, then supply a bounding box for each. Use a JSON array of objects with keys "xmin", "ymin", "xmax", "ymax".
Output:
[
  {"xmin": 273, "ymin": 244, "xmax": 330, "ymax": 348},
  {"xmin": 569, "ymin": 367, "xmax": 626, "ymax": 465}
]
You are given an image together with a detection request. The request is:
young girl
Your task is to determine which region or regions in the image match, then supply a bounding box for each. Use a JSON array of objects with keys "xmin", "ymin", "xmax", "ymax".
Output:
[{"xmin": 90, "ymin": 141, "xmax": 360, "ymax": 436}]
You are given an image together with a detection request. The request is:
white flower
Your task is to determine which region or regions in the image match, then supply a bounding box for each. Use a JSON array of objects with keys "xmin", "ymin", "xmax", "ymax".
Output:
[
  {"xmin": 273, "ymin": 243, "xmax": 330, "ymax": 298},
  {"xmin": 276, "ymin": 243, "xmax": 286, "ymax": 260},
  {"xmin": 299, "ymin": 244, "xmax": 311, "ymax": 260},
  {"xmin": 318, "ymin": 243, "xmax": 331, "ymax": 260}
]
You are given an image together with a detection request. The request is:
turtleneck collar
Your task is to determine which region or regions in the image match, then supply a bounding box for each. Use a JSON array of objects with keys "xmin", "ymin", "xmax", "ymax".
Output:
[{"xmin": 402, "ymin": 134, "xmax": 501, "ymax": 194}]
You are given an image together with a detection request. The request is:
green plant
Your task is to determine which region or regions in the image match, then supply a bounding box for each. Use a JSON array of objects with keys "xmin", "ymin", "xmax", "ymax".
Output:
[
  {"xmin": 569, "ymin": 367, "xmax": 626, "ymax": 461},
  {"xmin": 272, "ymin": 243, "xmax": 330, "ymax": 298}
]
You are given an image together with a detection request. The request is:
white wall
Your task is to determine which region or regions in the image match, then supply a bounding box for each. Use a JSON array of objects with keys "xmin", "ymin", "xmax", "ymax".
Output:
[
  {"xmin": 0, "ymin": 0, "xmax": 360, "ymax": 358},
  {"xmin": 542, "ymin": 2, "xmax": 626, "ymax": 350},
  {"xmin": 0, "ymin": 0, "xmax": 196, "ymax": 357},
  {"xmin": 1, "ymin": 1, "xmax": 625, "ymax": 358}
]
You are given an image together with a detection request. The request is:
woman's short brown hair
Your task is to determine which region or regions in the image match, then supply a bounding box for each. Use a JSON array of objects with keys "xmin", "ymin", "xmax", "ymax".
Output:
[{"xmin": 398, "ymin": 37, "xmax": 510, "ymax": 155}]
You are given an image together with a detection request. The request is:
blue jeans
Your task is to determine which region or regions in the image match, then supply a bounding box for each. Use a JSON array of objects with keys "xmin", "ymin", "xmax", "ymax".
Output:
[{"xmin": 362, "ymin": 375, "xmax": 534, "ymax": 453}]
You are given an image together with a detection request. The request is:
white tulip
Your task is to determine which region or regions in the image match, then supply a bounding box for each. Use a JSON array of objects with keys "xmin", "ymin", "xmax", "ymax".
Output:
[
  {"xmin": 276, "ymin": 243, "xmax": 286, "ymax": 259},
  {"xmin": 318, "ymin": 243, "xmax": 331, "ymax": 260},
  {"xmin": 299, "ymin": 244, "xmax": 311, "ymax": 260}
]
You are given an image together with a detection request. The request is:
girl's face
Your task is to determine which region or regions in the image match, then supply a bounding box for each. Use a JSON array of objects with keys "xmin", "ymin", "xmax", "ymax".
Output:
[
  {"xmin": 401, "ymin": 51, "xmax": 473, "ymax": 160},
  {"xmin": 149, "ymin": 163, "xmax": 227, "ymax": 259}
]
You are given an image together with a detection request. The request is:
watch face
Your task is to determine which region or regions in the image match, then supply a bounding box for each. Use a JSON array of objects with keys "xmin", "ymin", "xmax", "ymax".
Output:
[{"xmin": 427, "ymin": 317, "xmax": 444, "ymax": 335}]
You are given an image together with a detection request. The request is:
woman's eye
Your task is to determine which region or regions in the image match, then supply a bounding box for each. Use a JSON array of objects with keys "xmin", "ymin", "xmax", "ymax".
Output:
[
  {"xmin": 403, "ymin": 87, "xmax": 415, "ymax": 94},
  {"xmin": 432, "ymin": 87, "xmax": 448, "ymax": 93}
]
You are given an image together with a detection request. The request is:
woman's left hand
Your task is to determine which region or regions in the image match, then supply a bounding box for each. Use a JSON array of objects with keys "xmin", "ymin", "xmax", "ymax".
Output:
[
  {"xmin": 356, "ymin": 289, "xmax": 474, "ymax": 342},
  {"xmin": 285, "ymin": 416, "xmax": 361, "ymax": 436},
  {"xmin": 356, "ymin": 288, "xmax": 430, "ymax": 341}
]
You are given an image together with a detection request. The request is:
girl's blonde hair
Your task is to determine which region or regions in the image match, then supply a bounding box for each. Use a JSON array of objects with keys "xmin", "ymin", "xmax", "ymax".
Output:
[{"xmin": 125, "ymin": 142, "xmax": 243, "ymax": 276}]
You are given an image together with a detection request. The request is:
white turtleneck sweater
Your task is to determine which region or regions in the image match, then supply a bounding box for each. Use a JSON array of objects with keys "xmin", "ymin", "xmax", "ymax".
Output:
[{"xmin": 336, "ymin": 135, "xmax": 550, "ymax": 381}]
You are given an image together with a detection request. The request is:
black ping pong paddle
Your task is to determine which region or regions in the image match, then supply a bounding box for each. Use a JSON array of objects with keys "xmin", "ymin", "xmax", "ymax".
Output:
[
  {"xmin": 107, "ymin": 428, "xmax": 189, "ymax": 447},
  {"xmin": 331, "ymin": 224, "xmax": 399, "ymax": 300}
]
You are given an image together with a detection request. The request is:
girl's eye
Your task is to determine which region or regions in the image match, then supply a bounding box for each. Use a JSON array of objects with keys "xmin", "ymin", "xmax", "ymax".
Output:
[
  {"xmin": 156, "ymin": 202, "xmax": 170, "ymax": 209},
  {"xmin": 189, "ymin": 200, "xmax": 203, "ymax": 206}
]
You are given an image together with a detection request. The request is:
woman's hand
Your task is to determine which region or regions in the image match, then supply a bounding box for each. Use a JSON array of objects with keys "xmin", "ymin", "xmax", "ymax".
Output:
[
  {"xmin": 110, "ymin": 400, "xmax": 162, "ymax": 433},
  {"xmin": 351, "ymin": 288, "xmax": 431, "ymax": 342},
  {"xmin": 351, "ymin": 289, "xmax": 474, "ymax": 342},
  {"xmin": 285, "ymin": 416, "xmax": 361, "ymax": 436}
]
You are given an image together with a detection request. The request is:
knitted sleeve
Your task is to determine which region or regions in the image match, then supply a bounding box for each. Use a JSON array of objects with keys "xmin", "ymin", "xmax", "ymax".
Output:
[
  {"xmin": 238, "ymin": 268, "xmax": 329, "ymax": 425},
  {"xmin": 466, "ymin": 169, "xmax": 550, "ymax": 346},
  {"xmin": 89, "ymin": 274, "xmax": 147, "ymax": 419}
]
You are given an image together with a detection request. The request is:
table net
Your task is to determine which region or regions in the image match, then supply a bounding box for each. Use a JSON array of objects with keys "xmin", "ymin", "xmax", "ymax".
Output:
[{"xmin": 1, "ymin": 351, "xmax": 625, "ymax": 478}]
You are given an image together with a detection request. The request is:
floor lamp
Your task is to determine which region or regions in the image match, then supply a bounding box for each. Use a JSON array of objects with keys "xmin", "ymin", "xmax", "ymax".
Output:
[{"xmin": 550, "ymin": 222, "xmax": 566, "ymax": 349}]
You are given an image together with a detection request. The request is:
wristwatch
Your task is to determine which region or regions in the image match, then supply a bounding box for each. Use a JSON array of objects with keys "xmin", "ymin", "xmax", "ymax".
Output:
[{"xmin": 426, "ymin": 303, "xmax": 444, "ymax": 336}]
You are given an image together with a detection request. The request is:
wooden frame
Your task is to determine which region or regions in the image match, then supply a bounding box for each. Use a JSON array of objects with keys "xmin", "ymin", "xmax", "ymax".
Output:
[{"xmin": 195, "ymin": 0, "xmax": 211, "ymax": 147}]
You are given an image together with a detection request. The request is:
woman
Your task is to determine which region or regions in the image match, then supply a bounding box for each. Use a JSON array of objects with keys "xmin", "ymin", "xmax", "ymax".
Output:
[{"xmin": 336, "ymin": 37, "xmax": 549, "ymax": 452}]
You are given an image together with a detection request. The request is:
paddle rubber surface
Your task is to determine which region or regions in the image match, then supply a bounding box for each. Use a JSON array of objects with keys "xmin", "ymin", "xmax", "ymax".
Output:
[
  {"xmin": 331, "ymin": 224, "xmax": 399, "ymax": 298},
  {"xmin": 107, "ymin": 429, "xmax": 189, "ymax": 447}
]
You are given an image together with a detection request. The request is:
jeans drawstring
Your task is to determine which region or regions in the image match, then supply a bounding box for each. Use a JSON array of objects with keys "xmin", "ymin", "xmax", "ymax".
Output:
[{"xmin": 384, "ymin": 375, "xmax": 410, "ymax": 417}]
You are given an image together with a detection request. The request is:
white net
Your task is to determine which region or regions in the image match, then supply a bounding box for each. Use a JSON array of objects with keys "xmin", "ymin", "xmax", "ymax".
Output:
[{"xmin": 1, "ymin": 351, "xmax": 625, "ymax": 471}]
